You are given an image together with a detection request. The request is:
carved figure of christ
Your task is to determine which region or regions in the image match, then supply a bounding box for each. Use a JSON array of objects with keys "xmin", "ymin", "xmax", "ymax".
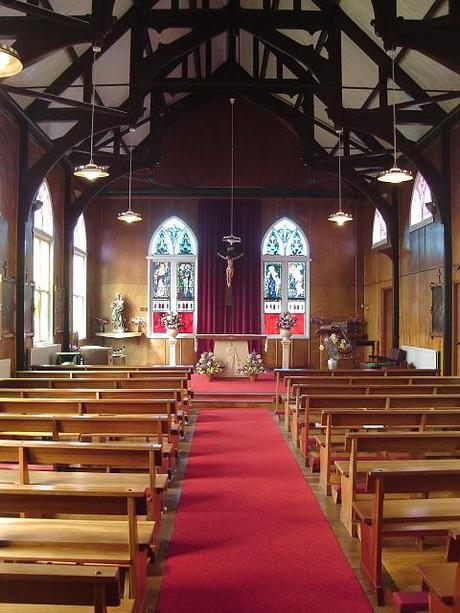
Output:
[{"xmin": 217, "ymin": 252, "xmax": 244, "ymax": 288}]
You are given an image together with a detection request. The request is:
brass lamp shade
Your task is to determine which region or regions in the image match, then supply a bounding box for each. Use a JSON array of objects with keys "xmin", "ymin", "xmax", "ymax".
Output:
[{"xmin": 0, "ymin": 45, "xmax": 23, "ymax": 77}]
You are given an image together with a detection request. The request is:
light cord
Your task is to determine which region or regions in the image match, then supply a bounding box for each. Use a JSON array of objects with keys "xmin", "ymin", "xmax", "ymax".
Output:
[
  {"xmin": 338, "ymin": 129, "xmax": 342, "ymax": 212},
  {"xmin": 128, "ymin": 130, "xmax": 133, "ymax": 212},
  {"xmin": 230, "ymin": 97, "xmax": 235, "ymax": 236},
  {"xmin": 391, "ymin": 48, "xmax": 397, "ymax": 166},
  {"xmin": 89, "ymin": 48, "xmax": 97, "ymax": 163}
]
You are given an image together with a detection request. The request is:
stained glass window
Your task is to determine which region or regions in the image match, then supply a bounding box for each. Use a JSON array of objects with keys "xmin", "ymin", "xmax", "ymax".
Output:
[
  {"xmin": 33, "ymin": 180, "xmax": 54, "ymax": 345},
  {"xmin": 372, "ymin": 209, "xmax": 388, "ymax": 248},
  {"xmin": 410, "ymin": 173, "xmax": 433, "ymax": 230},
  {"xmin": 261, "ymin": 219, "xmax": 310, "ymax": 337},
  {"xmin": 148, "ymin": 217, "xmax": 197, "ymax": 335}
]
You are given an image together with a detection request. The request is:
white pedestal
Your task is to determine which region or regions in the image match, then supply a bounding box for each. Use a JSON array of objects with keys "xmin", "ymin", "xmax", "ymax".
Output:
[
  {"xmin": 168, "ymin": 337, "xmax": 178, "ymax": 366},
  {"xmin": 281, "ymin": 338, "xmax": 291, "ymax": 369}
]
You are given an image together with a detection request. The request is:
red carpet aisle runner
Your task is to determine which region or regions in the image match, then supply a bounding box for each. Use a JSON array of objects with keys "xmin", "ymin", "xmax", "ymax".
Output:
[
  {"xmin": 157, "ymin": 410, "xmax": 372, "ymax": 613},
  {"xmin": 190, "ymin": 372, "xmax": 280, "ymax": 393}
]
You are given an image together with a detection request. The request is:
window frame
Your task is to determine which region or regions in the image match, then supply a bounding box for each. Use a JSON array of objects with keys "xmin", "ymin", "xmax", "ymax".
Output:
[
  {"xmin": 72, "ymin": 214, "xmax": 87, "ymax": 341},
  {"xmin": 371, "ymin": 208, "xmax": 389, "ymax": 249},
  {"xmin": 261, "ymin": 218, "xmax": 310, "ymax": 339},
  {"xmin": 147, "ymin": 217, "xmax": 198, "ymax": 338},
  {"xmin": 32, "ymin": 180, "xmax": 54, "ymax": 347},
  {"xmin": 409, "ymin": 172, "xmax": 434, "ymax": 232}
]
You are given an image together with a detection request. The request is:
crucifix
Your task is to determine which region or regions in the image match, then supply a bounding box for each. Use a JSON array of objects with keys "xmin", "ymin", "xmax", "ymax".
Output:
[{"xmin": 217, "ymin": 249, "xmax": 244, "ymax": 288}]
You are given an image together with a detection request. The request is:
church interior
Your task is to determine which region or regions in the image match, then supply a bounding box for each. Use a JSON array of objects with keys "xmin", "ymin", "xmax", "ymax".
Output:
[{"xmin": 0, "ymin": 1, "xmax": 459, "ymax": 612}]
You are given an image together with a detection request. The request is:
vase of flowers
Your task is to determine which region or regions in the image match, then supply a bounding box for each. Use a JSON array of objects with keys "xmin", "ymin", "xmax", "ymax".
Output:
[
  {"xmin": 161, "ymin": 311, "xmax": 183, "ymax": 337},
  {"xmin": 94, "ymin": 316, "xmax": 109, "ymax": 333},
  {"xmin": 195, "ymin": 352, "xmax": 223, "ymax": 380},
  {"xmin": 319, "ymin": 333, "xmax": 350, "ymax": 370},
  {"xmin": 277, "ymin": 311, "xmax": 296, "ymax": 339},
  {"xmin": 130, "ymin": 315, "xmax": 146, "ymax": 333},
  {"xmin": 238, "ymin": 351, "xmax": 268, "ymax": 381}
]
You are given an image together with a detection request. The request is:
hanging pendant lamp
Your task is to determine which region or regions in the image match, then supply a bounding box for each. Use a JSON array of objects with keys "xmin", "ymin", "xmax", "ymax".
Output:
[
  {"xmin": 74, "ymin": 46, "xmax": 109, "ymax": 181},
  {"xmin": 329, "ymin": 129, "xmax": 353, "ymax": 226},
  {"xmin": 0, "ymin": 44, "xmax": 23, "ymax": 78},
  {"xmin": 117, "ymin": 128, "xmax": 142, "ymax": 223},
  {"xmin": 378, "ymin": 49, "xmax": 413, "ymax": 184},
  {"xmin": 222, "ymin": 97, "xmax": 241, "ymax": 248}
]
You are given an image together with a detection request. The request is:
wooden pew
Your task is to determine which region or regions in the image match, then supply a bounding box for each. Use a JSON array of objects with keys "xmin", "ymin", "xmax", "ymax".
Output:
[
  {"xmin": 317, "ymin": 410, "xmax": 460, "ymax": 496},
  {"xmin": 335, "ymin": 431, "xmax": 460, "ymax": 535},
  {"xmin": 0, "ymin": 563, "xmax": 133, "ymax": 613},
  {"xmin": 285, "ymin": 378, "xmax": 460, "ymax": 430},
  {"xmin": 0, "ymin": 387, "xmax": 181, "ymax": 402},
  {"xmin": 353, "ymin": 464, "xmax": 460, "ymax": 604},
  {"xmin": 0, "ymin": 482, "xmax": 155, "ymax": 607},
  {"xmin": 275, "ymin": 368, "xmax": 440, "ymax": 415},
  {"xmin": 17, "ymin": 369, "xmax": 192, "ymax": 379},
  {"xmin": 296, "ymin": 394, "xmax": 460, "ymax": 453},
  {"xmin": 417, "ymin": 530, "xmax": 460, "ymax": 613}
]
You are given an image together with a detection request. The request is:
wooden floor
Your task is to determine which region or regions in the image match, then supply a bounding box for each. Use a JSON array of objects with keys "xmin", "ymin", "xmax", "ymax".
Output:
[{"xmin": 145, "ymin": 410, "xmax": 392, "ymax": 613}]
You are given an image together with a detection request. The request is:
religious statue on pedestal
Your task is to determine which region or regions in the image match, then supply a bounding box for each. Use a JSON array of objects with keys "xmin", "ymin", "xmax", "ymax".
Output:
[{"xmin": 111, "ymin": 293, "xmax": 126, "ymax": 332}]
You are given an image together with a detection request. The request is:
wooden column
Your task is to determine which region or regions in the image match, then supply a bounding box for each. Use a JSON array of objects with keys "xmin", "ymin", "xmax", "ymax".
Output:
[
  {"xmin": 441, "ymin": 130, "xmax": 453, "ymax": 375},
  {"xmin": 15, "ymin": 121, "xmax": 29, "ymax": 371}
]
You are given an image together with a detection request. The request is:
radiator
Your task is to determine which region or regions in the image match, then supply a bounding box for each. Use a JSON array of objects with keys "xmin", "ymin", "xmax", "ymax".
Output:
[
  {"xmin": 0, "ymin": 359, "xmax": 11, "ymax": 378},
  {"xmin": 401, "ymin": 345, "xmax": 439, "ymax": 370},
  {"xmin": 29, "ymin": 344, "xmax": 61, "ymax": 367}
]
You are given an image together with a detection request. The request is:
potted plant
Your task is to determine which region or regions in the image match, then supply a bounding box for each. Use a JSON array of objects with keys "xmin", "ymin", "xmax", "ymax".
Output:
[
  {"xmin": 130, "ymin": 315, "xmax": 146, "ymax": 333},
  {"xmin": 319, "ymin": 333, "xmax": 351, "ymax": 370},
  {"xmin": 238, "ymin": 351, "xmax": 268, "ymax": 382},
  {"xmin": 277, "ymin": 311, "xmax": 297, "ymax": 339},
  {"xmin": 194, "ymin": 351, "xmax": 223, "ymax": 380},
  {"xmin": 161, "ymin": 311, "xmax": 184, "ymax": 338}
]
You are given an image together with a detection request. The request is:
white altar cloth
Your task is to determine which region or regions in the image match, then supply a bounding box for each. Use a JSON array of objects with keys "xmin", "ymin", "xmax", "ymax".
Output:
[{"xmin": 195, "ymin": 334, "xmax": 267, "ymax": 377}]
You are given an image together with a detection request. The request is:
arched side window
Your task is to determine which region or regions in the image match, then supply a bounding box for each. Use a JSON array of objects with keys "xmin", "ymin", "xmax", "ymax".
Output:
[
  {"xmin": 72, "ymin": 214, "xmax": 87, "ymax": 340},
  {"xmin": 261, "ymin": 218, "xmax": 310, "ymax": 337},
  {"xmin": 148, "ymin": 217, "xmax": 197, "ymax": 335},
  {"xmin": 409, "ymin": 173, "xmax": 433, "ymax": 231},
  {"xmin": 372, "ymin": 209, "xmax": 388, "ymax": 248},
  {"xmin": 33, "ymin": 180, "xmax": 54, "ymax": 344}
]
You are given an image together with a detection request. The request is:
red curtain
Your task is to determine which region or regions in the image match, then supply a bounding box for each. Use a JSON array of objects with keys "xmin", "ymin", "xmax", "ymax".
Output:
[{"xmin": 197, "ymin": 199, "xmax": 262, "ymax": 352}]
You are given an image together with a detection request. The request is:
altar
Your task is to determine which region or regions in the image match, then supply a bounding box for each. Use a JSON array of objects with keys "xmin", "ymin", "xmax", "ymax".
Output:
[{"xmin": 195, "ymin": 334, "xmax": 267, "ymax": 376}]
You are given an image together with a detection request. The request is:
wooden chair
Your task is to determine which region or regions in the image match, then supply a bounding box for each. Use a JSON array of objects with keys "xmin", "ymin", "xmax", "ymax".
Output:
[{"xmin": 363, "ymin": 348, "xmax": 407, "ymax": 369}]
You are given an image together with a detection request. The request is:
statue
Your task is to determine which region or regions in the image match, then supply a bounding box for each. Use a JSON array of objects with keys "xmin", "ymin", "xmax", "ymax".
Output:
[
  {"xmin": 111, "ymin": 293, "xmax": 125, "ymax": 332},
  {"xmin": 217, "ymin": 251, "xmax": 244, "ymax": 288}
]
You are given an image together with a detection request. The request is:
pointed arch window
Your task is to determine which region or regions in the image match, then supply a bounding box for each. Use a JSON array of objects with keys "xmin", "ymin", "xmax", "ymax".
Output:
[
  {"xmin": 409, "ymin": 173, "xmax": 433, "ymax": 231},
  {"xmin": 72, "ymin": 214, "xmax": 87, "ymax": 340},
  {"xmin": 33, "ymin": 180, "xmax": 54, "ymax": 345},
  {"xmin": 372, "ymin": 209, "xmax": 388, "ymax": 248},
  {"xmin": 148, "ymin": 217, "xmax": 197, "ymax": 335},
  {"xmin": 261, "ymin": 218, "xmax": 310, "ymax": 337}
]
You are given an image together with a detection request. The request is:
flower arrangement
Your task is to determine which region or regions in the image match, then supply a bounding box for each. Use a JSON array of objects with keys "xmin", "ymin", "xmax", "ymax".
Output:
[
  {"xmin": 94, "ymin": 316, "xmax": 109, "ymax": 332},
  {"xmin": 131, "ymin": 315, "xmax": 146, "ymax": 327},
  {"xmin": 277, "ymin": 311, "xmax": 296, "ymax": 330},
  {"xmin": 161, "ymin": 311, "xmax": 184, "ymax": 330},
  {"xmin": 238, "ymin": 351, "xmax": 268, "ymax": 376},
  {"xmin": 195, "ymin": 352, "xmax": 223, "ymax": 376},
  {"xmin": 319, "ymin": 333, "xmax": 351, "ymax": 360},
  {"xmin": 130, "ymin": 315, "xmax": 146, "ymax": 332}
]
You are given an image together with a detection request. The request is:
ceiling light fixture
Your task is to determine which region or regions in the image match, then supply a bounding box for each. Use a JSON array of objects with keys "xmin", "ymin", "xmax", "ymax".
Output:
[
  {"xmin": 117, "ymin": 128, "xmax": 142, "ymax": 223},
  {"xmin": 377, "ymin": 49, "xmax": 413, "ymax": 184},
  {"xmin": 73, "ymin": 46, "xmax": 109, "ymax": 181},
  {"xmin": 222, "ymin": 97, "xmax": 241, "ymax": 249},
  {"xmin": 329, "ymin": 129, "xmax": 353, "ymax": 226},
  {"xmin": 0, "ymin": 44, "xmax": 23, "ymax": 78}
]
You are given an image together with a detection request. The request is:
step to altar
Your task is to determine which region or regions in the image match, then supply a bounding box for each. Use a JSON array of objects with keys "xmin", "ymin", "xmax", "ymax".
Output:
[{"xmin": 191, "ymin": 391, "xmax": 277, "ymax": 410}]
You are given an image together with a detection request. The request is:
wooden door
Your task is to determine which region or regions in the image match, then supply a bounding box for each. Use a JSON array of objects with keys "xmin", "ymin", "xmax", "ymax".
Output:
[
  {"xmin": 380, "ymin": 287, "xmax": 393, "ymax": 357},
  {"xmin": 453, "ymin": 283, "xmax": 460, "ymax": 375}
]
